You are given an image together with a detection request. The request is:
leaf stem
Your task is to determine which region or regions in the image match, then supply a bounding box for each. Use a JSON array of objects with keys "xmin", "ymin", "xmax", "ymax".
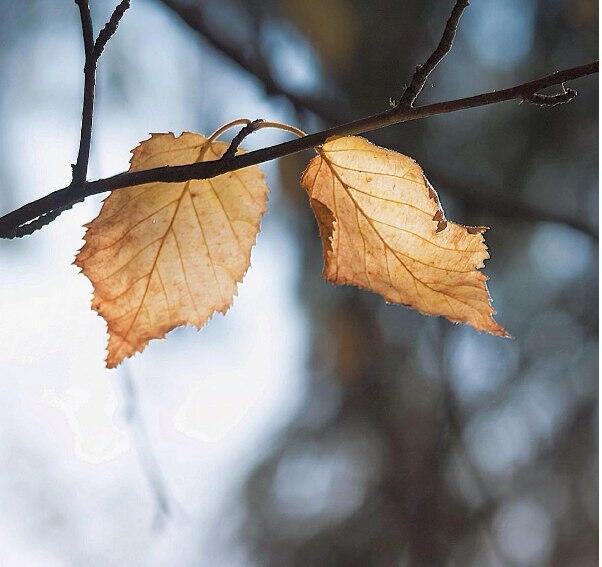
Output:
[
  {"xmin": 207, "ymin": 118, "xmax": 252, "ymax": 144},
  {"xmin": 256, "ymin": 121, "xmax": 307, "ymax": 138},
  {"xmin": 208, "ymin": 118, "xmax": 306, "ymax": 145}
]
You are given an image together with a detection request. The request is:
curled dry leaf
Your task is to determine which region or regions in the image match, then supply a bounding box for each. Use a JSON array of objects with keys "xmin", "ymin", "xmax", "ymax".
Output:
[
  {"xmin": 301, "ymin": 135, "xmax": 507, "ymax": 336},
  {"xmin": 75, "ymin": 132, "xmax": 268, "ymax": 368}
]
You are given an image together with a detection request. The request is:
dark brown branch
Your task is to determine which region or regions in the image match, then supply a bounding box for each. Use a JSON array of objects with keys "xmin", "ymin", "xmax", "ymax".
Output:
[
  {"xmin": 8, "ymin": 208, "xmax": 66, "ymax": 238},
  {"xmin": 6, "ymin": 1, "xmax": 132, "ymax": 238},
  {"xmin": 0, "ymin": 61, "xmax": 597, "ymax": 238},
  {"xmin": 221, "ymin": 119, "xmax": 265, "ymax": 163},
  {"xmin": 397, "ymin": 0, "xmax": 470, "ymax": 107},
  {"xmin": 73, "ymin": 0, "xmax": 96, "ymax": 185},
  {"xmin": 76, "ymin": 0, "xmax": 131, "ymax": 179},
  {"xmin": 94, "ymin": 0, "xmax": 131, "ymax": 58}
]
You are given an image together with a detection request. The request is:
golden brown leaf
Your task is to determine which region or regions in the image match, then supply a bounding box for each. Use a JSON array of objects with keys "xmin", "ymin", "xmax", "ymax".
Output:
[
  {"xmin": 301, "ymin": 135, "xmax": 507, "ymax": 336},
  {"xmin": 75, "ymin": 132, "xmax": 268, "ymax": 368}
]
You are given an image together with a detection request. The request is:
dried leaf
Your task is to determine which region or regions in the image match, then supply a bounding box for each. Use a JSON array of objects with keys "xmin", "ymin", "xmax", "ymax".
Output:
[
  {"xmin": 301, "ymin": 135, "xmax": 507, "ymax": 336},
  {"xmin": 75, "ymin": 132, "xmax": 268, "ymax": 368}
]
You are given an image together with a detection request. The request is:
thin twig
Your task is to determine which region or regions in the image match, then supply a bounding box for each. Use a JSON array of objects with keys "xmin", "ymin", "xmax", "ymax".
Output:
[
  {"xmin": 158, "ymin": 0, "xmax": 345, "ymax": 123},
  {"xmin": 73, "ymin": 0, "xmax": 96, "ymax": 184},
  {"xmin": 95, "ymin": 0, "xmax": 131, "ymax": 58},
  {"xmin": 0, "ymin": 60, "xmax": 596, "ymax": 239},
  {"xmin": 75, "ymin": 0, "xmax": 131, "ymax": 180},
  {"xmin": 220, "ymin": 119, "xmax": 265, "ymax": 163},
  {"xmin": 396, "ymin": 0, "xmax": 470, "ymax": 107}
]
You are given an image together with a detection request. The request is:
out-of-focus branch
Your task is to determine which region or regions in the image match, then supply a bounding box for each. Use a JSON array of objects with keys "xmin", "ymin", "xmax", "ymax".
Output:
[
  {"xmin": 441, "ymin": 381, "xmax": 516, "ymax": 566},
  {"xmin": 159, "ymin": 0, "xmax": 345, "ymax": 123},
  {"xmin": 120, "ymin": 364, "xmax": 175, "ymax": 530},
  {"xmin": 433, "ymin": 174, "xmax": 598, "ymax": 239}
]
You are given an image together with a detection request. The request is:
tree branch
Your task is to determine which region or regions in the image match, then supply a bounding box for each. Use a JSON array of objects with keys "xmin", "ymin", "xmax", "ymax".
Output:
[
  {"xmin": 0, "ymin": 60, "xmax": 596, "ymax": 239},
  {"xmin": 396, "ymin": 0, "xmax": 470, "ymax": 107},
  {"xmin": 5, "ymin": 1, "xmax": 132, "ymax": 238}
]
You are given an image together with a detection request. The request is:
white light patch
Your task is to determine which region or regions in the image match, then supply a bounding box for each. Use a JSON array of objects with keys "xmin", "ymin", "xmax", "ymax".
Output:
[
  {"xmin": 44, "ymin": 382, "xmax": 129, "ymax": 464},
  {"xmin": 173, "ymin": 214, "xmax": 306, "ymax": 446},
  {"xmin": 174, "ymin": 378, "xmax": 255, "ymax": 443}
]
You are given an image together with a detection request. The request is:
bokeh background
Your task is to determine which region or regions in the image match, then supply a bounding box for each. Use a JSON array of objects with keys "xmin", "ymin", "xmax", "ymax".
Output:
[{"xmin": 0, "ymin": 1, "xmax": 597, "ymax": 565}]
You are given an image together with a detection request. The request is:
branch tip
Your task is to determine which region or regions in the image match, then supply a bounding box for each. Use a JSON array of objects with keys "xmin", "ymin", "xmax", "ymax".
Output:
[
  {"xmin": 395, "ymin": 0, "xmax": 470, "ymax": 108},
  {"xmin": 523, "ymin": 85, "xmax": 578, "ymax": 107},
  {"xmin": 94, "ymin": 0, "xmax": 131, "ymax": 59},
  {"xmin": 221, "ymin": 119, "xmax": 265, "ymax": 162}
]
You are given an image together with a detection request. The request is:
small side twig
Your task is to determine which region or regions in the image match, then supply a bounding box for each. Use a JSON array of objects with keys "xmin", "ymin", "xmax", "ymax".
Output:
[
  {"xmin": 523, "ymin": 84, "xmax": 578, "ymax": 107},
  {"xmin": 94, "ymin": 0, "xmax": 131, "ymax": 58},
  {"xmin": 220, "ymin": 119, "xmax": 265, "ymax": 163},
  {"xmin": 395, "ymin": 0, "xmax": 470, "ymax": 107},
  {"xmin": 73, "ymin": 0, "xmax": 96, "ymax": 185},
  {"xmin": 75, "ymin": 0, "xmax": 132, "ymax": 182}
]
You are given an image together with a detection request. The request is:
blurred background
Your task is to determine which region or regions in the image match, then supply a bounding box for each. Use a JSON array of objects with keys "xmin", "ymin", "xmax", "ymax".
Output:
[{"xmin": 0, "ymin": 1, "xmax": 597, "ymax": 565}]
